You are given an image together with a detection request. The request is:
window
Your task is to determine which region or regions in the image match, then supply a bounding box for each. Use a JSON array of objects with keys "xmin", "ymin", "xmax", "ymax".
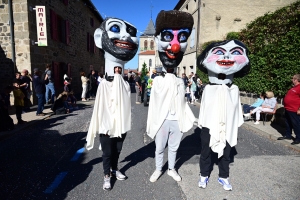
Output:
[
  {"xmin": 144, "ymin": 40, "xmax": 148, "ymax": 50},
  {"xmin": 149, "ymin": 59, "xmax": 152, "ymax": 67},
  {"xmin": 186, "ymin": 4, "xmax": 188, "ymax": 10},
  {"xmin": 87, "ymin": 32, "xmax": 96, "ymax": 53},
  {"xmin": 50, "ymin": 10, "xmax": 70, "ymax": 44},
  {"xmin": 90, "ymin": 17, "xmax": 94, "ymax": 27},
  {"xmin": 150, "ymin": 40, "xmax": 154, "ymax": 50}
]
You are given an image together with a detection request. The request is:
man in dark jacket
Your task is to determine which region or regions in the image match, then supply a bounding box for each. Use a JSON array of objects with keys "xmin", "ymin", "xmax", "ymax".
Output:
[{"xmin": 32, "ymin": 68, "xmax": 48, "ymax": 116}]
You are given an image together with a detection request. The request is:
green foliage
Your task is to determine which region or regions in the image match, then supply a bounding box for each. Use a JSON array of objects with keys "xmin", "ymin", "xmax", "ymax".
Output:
[
  {"xmin": 141, "ymin": 62, "xmax": 148, "ymax": 80},
  {"xmin": 197, "ymin": 1, "xmax": 300, "ymax": 97},
  {"xmin": 226, "ymin": 32, "xmax": 240, "ymax": 40},
  {"xmin": 235, "ymin": 1, "xmax": 300, "ymax": 97}
]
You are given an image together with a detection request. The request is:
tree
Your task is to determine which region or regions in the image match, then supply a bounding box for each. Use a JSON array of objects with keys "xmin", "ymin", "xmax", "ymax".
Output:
[{"xmin": 141, "ymin": 62, "xmax": 149, "ymax": 80}]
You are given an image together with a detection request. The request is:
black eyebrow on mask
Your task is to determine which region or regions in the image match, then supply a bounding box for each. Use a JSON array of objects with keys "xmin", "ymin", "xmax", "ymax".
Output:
[
  {"xmin": 230, "ymin": 47, "xmax": 244, "ymax": 52},
  {"xmin": 108, "ymin": 20, "xmax": 122, "ymax": 25},
  {"xmin": 211, "ymin": 47, "xmax": 226, "ymax": 52}
]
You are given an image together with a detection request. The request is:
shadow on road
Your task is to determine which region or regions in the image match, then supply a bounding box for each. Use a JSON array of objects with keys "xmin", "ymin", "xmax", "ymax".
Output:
[{"xmin": 0, "ymin": 112, "xmax": 98, "ymax": 200}]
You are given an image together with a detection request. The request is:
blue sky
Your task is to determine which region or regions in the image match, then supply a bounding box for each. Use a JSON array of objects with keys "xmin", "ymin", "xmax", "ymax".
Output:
[{"xmin": 91, "ymin": 0, "xmax": 178, "ymax": 69}]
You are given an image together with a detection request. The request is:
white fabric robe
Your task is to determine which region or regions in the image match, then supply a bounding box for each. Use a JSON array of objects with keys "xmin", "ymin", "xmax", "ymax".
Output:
[
  {"xmin": 198, "ymin": 84, "xmax": 244, "ymax": 158},
  {"xmin": 86, "ymin": 74, "xmax": 131, "ymax": 150},
  {"xmin": 146, "ymin": 73, "xmax": 195, "ymax": 139}
]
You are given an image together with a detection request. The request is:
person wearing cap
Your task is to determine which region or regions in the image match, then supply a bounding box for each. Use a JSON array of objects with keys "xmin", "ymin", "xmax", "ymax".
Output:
[
  {"xmin": 32, "ymin": 68, "xmax": 48, "ymax": 116},
  {"xmin": 151, "ymin": 69, "xmax": 158, "ymax": 79}
]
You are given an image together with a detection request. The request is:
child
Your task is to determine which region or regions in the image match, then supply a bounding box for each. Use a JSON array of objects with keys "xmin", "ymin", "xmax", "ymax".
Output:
[
  {"xmin": 186, "ymin": 84, "xmax": 191, "ymax": 103},
  {"xmin": 67, "ymin": 91, "xmax": 78, "ymax": 110},
  {"xmin": 13, "ymin": 82, "xmax": 26, "ymax": 124}
]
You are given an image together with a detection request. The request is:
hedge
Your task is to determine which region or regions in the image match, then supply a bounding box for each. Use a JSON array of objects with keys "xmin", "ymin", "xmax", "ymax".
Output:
[{"xmin": 197, "ymin": 1, "xmax": 300, "ymax": 97}]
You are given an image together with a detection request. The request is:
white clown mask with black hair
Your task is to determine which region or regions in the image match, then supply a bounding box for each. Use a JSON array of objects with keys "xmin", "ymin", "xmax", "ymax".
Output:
[
  {"xmin": 197, "ymin": 40, "xmax": 250, "ymax": 84},
  {"xmin": 155, "ymin": 28, "xmax": 190, "ymax": 69},
  {"xmin": 94, "ymin": 17, "xmax": 139, "ymax": 77}
]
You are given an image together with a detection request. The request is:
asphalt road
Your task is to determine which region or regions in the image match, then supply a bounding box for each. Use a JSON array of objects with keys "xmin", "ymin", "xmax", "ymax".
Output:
[{"xmin": 0, "ymin": 96, "xmax": 299, "ymax": 200}]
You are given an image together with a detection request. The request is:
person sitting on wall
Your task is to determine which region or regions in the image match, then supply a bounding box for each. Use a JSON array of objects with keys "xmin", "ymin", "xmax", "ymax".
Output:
[
  {"xmin": 242, "ymin": 92, "xmax": 265, "ymax": 120},
  {"xmin": 243, "ymin": 91, "xmax": 276, "ymax": 125}
]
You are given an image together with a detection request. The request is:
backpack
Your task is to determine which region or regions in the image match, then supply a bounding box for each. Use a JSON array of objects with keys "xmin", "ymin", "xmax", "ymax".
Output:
[{"xmin": 42, "ymin": 71, "xmax": 49, "ymax": 85}]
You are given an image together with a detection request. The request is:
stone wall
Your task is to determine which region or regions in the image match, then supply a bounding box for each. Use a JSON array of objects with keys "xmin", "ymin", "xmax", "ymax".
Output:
[{"xmin": 0, "ymin": 0, "xmax": 105, "ymax": 104}]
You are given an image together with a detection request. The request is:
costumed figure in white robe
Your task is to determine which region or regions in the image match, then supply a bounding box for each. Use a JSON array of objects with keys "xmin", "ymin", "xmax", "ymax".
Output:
[
  {"xmin": 85, "ymin": 17, "xmax": 138, "ymax": 191},
  {"xmin": 147, "ymin": 10, "xmax": 196, "ymax": 183},
  {"xmin": 197, "ymin": 40, "xmax": 250, "ymax": 191}
]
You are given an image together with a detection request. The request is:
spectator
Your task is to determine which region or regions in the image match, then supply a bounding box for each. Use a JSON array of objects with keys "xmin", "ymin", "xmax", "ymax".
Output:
[
  {"xmin": 45, "ymin": 64, "xmax": 56, "ymax": 104},
  {"xmin": 32, "ymin": 68, "xmax": 48, "ymax": 116},
  {"xmin": 13, "ymin": 81, "xmax": 26, "ymax": 124},
  {"xmin": 51, "ymin": 92, "xmax": 70, "ymax": 115},
  {"xmin": 80, "ymin": 72, "xmax": 89, "ymax": 101},
  {"xmin": 0, "ymin": 86, "xmax": 14, "ymax": 131},
  {"xmin": 151, "ymin": 69, "xmax": 158, "ymax": 79},
  {"xmin": 186, "ymin": 84, "xmax": 191, "ymax": 103},
  {"xmin": 67, "ymin": 91, "xmax": 78, "ymax": 110},
  {"xmin": 278, "ymin": 74, "xmax": 300, "ymax": 145},
  {"xmin": 135, "ymin": 72, "xmax": 142, "ymax": 104},
  {"xmin": 182, "ymin": 73, "xmax": 188, "ymax": 89},
  {"xmin": 189, "ymin": 75, "xmax": 197, "ymax": 104},
  {"xmin": 243, "ymin": 92, "xmax": 265, "ymax": 117},
  {"xmin": 97, "ymin": 72, "xmax": 104, "ymax": 85},
  {"xmin": 20, "ymin": 69, "xmax": 32, "ymax": 111},
  {"xmin": 64, "ymin": 77, "xmax": 73, "ymax": 93},
  {"xmin": 244, "ymin": 91, "xmax": 276, "ymax": 125},
  {"xmin": 88, "ymin": 70, "xmax": 97, "ymax": 99}
]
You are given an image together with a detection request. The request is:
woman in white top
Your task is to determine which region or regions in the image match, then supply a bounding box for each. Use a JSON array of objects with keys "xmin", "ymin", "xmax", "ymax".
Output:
[{"xmin": 80, "ymin": 71, "xmax": 89, "ymax": 101}]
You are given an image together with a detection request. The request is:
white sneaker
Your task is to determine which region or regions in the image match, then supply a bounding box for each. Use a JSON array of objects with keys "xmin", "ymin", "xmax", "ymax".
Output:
[
  {"xmin": 167, "ymin": 169, "xmax": 181, "ymax": 181},
  {"xmin": 150, "ymin": 170, "xmax": 162, "ymax": 182},
  {"xmin": 103, "ymin": 175, "xmax": 111, "ymax": 191},
  {"xmin": 218, "ymin": 177, "xmax": 232, "ymax": 191},
  {"xmin": 198, "ymin": 176, "xmax": 209, "ymax": 188},
  {"xmin": 254, "ymin": 121, "xmax": 260, "ymax": 125},
  {"xmin": 111, "ymin": 170, "xmax": 126, "ymax": 180}
]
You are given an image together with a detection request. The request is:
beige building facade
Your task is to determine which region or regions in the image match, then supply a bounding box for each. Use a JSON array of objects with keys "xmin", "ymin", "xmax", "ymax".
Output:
[
  {"xmin": 0, "ymin": 0, "xmax": 104, "ymax": 103},
  {"xmin": 174, "ymin": 0, "xmax": 298, "ymax": 77}
]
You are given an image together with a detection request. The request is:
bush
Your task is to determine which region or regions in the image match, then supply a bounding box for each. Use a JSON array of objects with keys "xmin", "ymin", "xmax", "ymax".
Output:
[
  {"xmin": 197, "ymin": 1, "xmax": 300, "ymax": 97},
  {"xmin": 226, "ymin": 32, "xmax": 240, "ymax": 40}
]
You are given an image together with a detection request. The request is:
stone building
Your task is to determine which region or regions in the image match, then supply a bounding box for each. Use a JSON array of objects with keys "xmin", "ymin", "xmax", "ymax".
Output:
[
  {"xmin": 0, "ymin": 0, "xmax": 104, "ymax": 103},
  {"xmin": 174, "ymin": 0, "xmax": 298, "ymax": 77},
  {"xmin": 138, "ymin": 18, "xmax": 159, "ymax": 75}
]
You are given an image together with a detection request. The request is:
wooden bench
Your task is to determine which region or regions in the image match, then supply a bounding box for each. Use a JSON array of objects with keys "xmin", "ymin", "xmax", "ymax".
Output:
[{"xmin": 260, "ymin": 103, "xmax": 277, "ymax": 125}]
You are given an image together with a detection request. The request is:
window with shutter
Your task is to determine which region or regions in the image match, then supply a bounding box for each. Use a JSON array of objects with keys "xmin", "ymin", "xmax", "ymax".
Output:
[
  {"xmin": 65, "ymin": 20, "xmax": 70, "ymax": 45},
  {"xmin": 52, "ymin": 61, "xmax": 60, "ymax": 87},
  {"xmin": 90, "ymin": 35, "xmax": 94, "ymax": 53},
  {"xmin": 87, "ymin": 32, "xmax": 90, "ymax": 52},
  {"xmin": 50, "ymin": 10, "xmax": 58, "ymax": 41}
]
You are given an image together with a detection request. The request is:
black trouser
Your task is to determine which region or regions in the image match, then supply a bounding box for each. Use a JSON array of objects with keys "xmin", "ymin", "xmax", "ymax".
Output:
[
  {"xmin": 200, "ymin": 127, "xmax": 231, "ymax": 178},
  {"xmin": 99, "ymin": 133, "xmax": 127, "ymax": 176},
  {"xmin": 15, "ymin": 106, "xmax": 23, "ymax": 122}
]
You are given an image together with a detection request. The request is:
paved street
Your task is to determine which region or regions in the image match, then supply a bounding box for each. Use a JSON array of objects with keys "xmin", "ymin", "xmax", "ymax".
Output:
[{"xmin": 0, "ymin": 96, "xmax": 299, "ymax": 200}]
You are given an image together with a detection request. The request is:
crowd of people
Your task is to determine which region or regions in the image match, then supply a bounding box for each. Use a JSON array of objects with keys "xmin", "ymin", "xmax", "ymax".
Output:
[{"xmin": 0, "ymin": 64, "xmax": 105, "ymax": 132}]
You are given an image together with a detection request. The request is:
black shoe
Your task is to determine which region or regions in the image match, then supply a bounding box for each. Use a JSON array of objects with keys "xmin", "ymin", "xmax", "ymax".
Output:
[
  {"xmin": 291, "ymin": 140, "xmax": 300, "ymax": 145},
  {"xmin": 277, "ymin": 136, "xmax": 292, "ymax": 140}
]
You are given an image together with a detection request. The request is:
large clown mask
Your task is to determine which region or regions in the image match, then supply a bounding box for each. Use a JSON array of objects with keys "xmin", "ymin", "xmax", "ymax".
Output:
[
  {"xmin": 197, "ymin": 40, "xmax": 250, "ymax": 84},
  {"xmin": 155, "ymin": 10, "xmax": 194, "ymax": 69},
  {"xmin": 94, "ymin": 18, "xmax": 139, "ymax": 77},
  {"xmin": 156, "ymin": 28, "xmax": 190, "ymax": 68}
]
